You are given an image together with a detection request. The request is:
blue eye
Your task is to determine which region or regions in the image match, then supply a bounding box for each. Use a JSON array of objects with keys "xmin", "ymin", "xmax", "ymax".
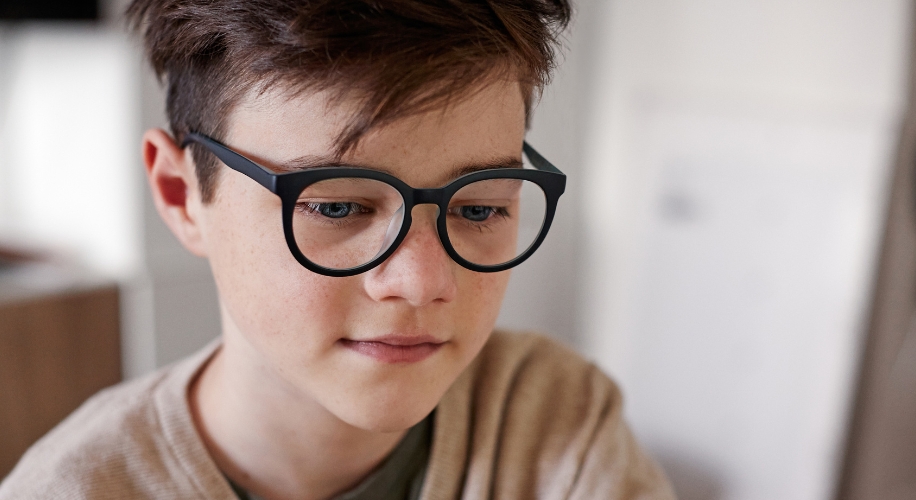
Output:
[
  {"xmin": 301, "ymin": 202, "xmax": 365, "ymax": 218},
  {"xmin": 320, "ymin": 202, "xmax": 353, "ymax": 218},
  {"xmin": 459, "ymin": 205, "xmax": 495, "ymax": 222}
]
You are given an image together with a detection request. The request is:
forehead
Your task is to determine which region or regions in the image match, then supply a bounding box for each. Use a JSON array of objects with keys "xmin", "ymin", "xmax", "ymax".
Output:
[{"xmin": 224, "ymin": 79, "xmax": 527, "ymax": 187}]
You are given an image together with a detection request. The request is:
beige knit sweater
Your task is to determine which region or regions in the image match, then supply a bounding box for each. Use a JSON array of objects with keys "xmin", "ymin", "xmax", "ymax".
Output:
[{"xmin": 0, "ymin": 331, "xmax": 675, "ymax": 499}]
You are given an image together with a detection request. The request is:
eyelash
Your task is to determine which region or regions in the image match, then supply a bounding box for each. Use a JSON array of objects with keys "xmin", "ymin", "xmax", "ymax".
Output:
[
  {"xmin": 295, "ymin": 202, "xmax": 372, "ymax": 226},
  {"xmin": 447, "ymin": 206, "xmax": 511, "ymax": 231}
]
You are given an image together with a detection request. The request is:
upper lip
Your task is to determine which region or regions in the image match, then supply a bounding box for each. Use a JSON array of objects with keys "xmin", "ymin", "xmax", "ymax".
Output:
[{"xmin": 347, "ymin": 334, "xmax": 445, "ymax": 346}]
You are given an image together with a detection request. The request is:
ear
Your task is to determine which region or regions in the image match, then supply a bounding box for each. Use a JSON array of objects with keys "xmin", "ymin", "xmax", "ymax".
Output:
[{"xmin": 142, "ymin": 128, "xmax": 208, "ymax": 257}]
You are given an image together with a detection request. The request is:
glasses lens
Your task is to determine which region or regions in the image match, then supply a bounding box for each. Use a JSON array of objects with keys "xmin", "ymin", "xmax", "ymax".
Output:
[
  {"xmin": 446, "ymin": 178, "xmax": 547, "ymax": 267},
  {"xmin": 292, "ymin": 178, "xmax": 405, "ymax": 270}
]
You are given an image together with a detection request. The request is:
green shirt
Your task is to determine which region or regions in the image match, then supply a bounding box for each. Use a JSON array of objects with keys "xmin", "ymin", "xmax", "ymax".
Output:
[{"xmin": 230, "ymin": 412, "xmax": 433, "ymax": 500}]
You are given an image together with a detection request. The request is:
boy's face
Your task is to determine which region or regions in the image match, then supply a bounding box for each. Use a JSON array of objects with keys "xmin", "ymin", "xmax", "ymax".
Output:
[{"xmin": 195, "ymin": 79, "xmax": 525, "ymax": 431}]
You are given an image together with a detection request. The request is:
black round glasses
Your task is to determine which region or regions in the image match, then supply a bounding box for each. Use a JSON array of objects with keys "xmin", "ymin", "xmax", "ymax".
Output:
[{"xmin": 182, "ymin": 132, "xmax": 566, "ymax": 277}]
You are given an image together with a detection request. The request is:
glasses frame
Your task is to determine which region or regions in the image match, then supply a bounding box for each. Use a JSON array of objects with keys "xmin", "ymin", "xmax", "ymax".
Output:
[{"xmin": 182, "ymin": 132, "xmax": 566, "ymax": 277}]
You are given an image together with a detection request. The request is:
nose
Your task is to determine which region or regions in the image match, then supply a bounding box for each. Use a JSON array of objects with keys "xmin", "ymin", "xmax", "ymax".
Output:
[{"xmin": 363, "ymin": 205, "xmax": 458, "ymax": 306}]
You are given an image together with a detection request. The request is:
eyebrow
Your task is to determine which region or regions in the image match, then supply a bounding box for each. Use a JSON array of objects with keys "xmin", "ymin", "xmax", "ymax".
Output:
[{"xmin": 271, "ymin": 154, "xmax": 524, "ymax": 181}]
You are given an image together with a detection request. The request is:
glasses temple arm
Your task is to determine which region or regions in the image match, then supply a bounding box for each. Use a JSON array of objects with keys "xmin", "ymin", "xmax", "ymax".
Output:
[
  {"xmin": 183, "ymin": 132, "xmax": 278, "ymax": 192},
  {"xmin": 522, "ymin": 142, "xmax": 564, "ymax": 175}
]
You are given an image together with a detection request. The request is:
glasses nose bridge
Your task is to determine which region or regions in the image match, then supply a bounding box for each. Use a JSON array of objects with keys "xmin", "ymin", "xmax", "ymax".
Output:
[
  {"xmin": 411, "ymin": 188, "xmax": 445, "ymax": 206},
  {"xmin": 401, "ymin": 188, "xmax": 445, "ymax": 250}
]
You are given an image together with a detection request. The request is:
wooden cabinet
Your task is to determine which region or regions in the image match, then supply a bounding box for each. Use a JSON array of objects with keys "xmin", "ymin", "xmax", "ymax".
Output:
[{"xmin": 0, "ymin": 282, "xmax": 121, "ymax": 479}]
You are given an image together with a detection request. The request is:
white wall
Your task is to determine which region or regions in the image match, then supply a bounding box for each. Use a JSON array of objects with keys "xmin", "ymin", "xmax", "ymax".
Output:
[
  {"xmin": 576, "ymin": 1, "xmax": 912, "ymax": 499},
  {"xmin": 0, "ymin": 26, "xmax": 140, "ymax": 278}
]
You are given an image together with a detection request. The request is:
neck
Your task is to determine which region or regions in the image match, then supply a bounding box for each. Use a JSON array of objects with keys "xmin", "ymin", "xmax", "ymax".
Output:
[{"xmin": 189, "ymin": 328, "xmax": 407, "ymax": 500}]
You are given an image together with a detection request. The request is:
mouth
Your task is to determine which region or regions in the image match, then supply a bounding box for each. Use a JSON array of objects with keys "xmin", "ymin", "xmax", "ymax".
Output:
[{"xmin": 339, "ymin": 334, "xmax": 445, "ymax": 364}]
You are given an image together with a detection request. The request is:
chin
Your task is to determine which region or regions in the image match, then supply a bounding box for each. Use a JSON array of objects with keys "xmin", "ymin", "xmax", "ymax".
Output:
[
  {"xmin": 330, "ymin": 383, "xmax": 444, "ymax": 433},
  {"xmin": 341, "ymin": 403, "xmax": 437, "ymax": 434}
]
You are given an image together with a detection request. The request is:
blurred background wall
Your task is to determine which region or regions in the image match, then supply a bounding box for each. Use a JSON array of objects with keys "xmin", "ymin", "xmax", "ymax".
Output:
[
  {"xmin": 0, "ymin": 0, "xmax": 913, "ymax": 498},
  {"xmin": 572, "ymin": 2, "xmax": 912, "ymax": 500}
]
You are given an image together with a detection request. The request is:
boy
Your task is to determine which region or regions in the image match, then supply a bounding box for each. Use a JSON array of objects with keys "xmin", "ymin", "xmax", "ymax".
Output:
[{"xmin": 0, "ymin": 1, "xmax": 674, "ymax": 498}]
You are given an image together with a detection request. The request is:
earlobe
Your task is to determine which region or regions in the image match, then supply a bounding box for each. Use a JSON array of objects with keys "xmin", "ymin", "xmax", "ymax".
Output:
[{"xmin": 142, "ymin": 128, "xmax": 209, "ymax": 257}]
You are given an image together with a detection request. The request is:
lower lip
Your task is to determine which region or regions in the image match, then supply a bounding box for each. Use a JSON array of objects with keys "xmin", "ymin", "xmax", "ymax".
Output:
[{"xmin": 340, "ymin": 340, "xmax": 443, "ymax": 363}]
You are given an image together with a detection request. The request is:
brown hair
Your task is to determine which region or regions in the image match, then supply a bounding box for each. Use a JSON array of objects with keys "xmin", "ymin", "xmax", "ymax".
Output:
[{"xmin": 126, "ymin": 0, "xmax": 571, "ymax": 202}]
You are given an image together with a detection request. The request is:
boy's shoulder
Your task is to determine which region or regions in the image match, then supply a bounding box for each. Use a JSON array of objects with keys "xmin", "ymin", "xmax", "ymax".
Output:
[
  {"xmin": 477, "ymin": 329, "xmax": 601, "ymax": 382},
  {"xmin": 0, "ymin": 344, "xmax": 229, "ymax": 500},
  {"xmin": 470, "ymin": 330, "xmax": 621, "ymax": 417},
  {"xmin": 427, "ymin": 330, "xmax": 676, "ymax": 499}
]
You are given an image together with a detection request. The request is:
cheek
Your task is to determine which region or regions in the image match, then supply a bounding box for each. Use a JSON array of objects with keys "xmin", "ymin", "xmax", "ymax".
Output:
[
  {"xmin": 200, "ymin": 175, "xmax": 363, "ymax": 348},
  {"xmin": 467, "ymin": 271, "xmax": 510, "ymax": 316},
  {"xmin": 453, "ymin": 270, "xmax": 511, "ymax": 346}
]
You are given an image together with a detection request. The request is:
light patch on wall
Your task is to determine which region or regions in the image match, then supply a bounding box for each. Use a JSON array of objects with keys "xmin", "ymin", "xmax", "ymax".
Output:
[
  {"xmin": 2, "ymin": 26, "xmax": 139, "ymax": 278},
  {"xmin": 621, "ymin": 104, "xmax": 892, "ymax": 500}
]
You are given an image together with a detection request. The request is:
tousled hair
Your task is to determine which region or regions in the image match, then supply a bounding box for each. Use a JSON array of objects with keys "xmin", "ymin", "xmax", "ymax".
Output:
[{"xmin": 126, "ymin": 0, "xmax": 571, "ymax": 202}]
